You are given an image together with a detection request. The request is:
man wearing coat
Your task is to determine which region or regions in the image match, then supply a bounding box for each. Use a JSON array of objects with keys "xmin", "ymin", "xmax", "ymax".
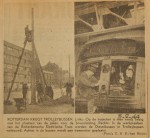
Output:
[
  {"xmin": 78, "ymin": 63, "xmax": 99, "ymax": 114},
  {"xmin": 22, "ymin": 82, "xmax": 28, "ymax": 108}
]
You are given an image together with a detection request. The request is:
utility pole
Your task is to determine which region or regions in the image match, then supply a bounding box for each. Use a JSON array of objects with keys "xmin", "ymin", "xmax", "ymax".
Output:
[
  {"xmin": 60, "ymin": 67, "xmax": 63, "ymax": 94},
  {"xmin": 69, "ymin": 55, "xmax": 70, "ymax": 83},
  {"xmin": 31, "ymin": 8, "xmax": 36, "ymax": 104}
]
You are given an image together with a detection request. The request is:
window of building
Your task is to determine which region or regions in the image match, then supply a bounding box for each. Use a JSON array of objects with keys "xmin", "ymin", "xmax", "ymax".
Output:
[
  {"xmin": 4, "ymin": 45, "xmax": 7, "ymax": 51},
  {"xmin": 19, "ymin": 66, "xmax": 23, "ymax": 71},
  {"xmin": 6, "ymin": 55, "xmax": 9, "ymax": 60},
  {"xmin": 4, "ymin": 55, "xmax": 7, "ymax": 60},
  {"xmin": 24, "ymin": 67, "xmax": 27, "ymax": 71},
  {"xmin": 10, "ymin": 56, "xmax": 14, "ymax": 62},
  {"xmin": 4, "ymin": 64, "xmax": 7, "ymax": 69},
  {"xmin": 28, "ymin": 53, "xmax": 31, "ymax": 58},
  {"xmin": 12, "ymin": 65, "xmax": 17, "ymax": 70},
  {"xmin": 7, "ymin": 47, "xmax": 13, "ymax": 52},
  {"xmin": 7, "ymin": 64, "xmax": 12, "ymax": 69},
  {"xmin": 15, "ymin": 49, "xmax": 19, "ymax": 55}
]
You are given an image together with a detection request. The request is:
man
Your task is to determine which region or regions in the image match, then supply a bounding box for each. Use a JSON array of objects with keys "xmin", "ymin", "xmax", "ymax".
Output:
[
  {"xmin": 45, "ymin": 85, "xmax": 54, "ymax": 99},
  {"xmin": 125, "ymin": 65, "xmax": 135, "ymax": 95},
  {"xmin": 24, "ymin": 25, "xmax": 32, "ymax": 43},
  {"xmin": 78, "ymin": 63, "xmax": 99, "ymax": 114},
  {"xmin": 64, "ymin": 82, "xmax": 73, "ymax": 97},
  {"xmin": 36, "ymin": 82, "xmax": 44, "ymax": 103},
  {"xmin": 22, "ymin": 82, "xmax": 28, "ymax": 108},
  {"xmin": 99, "ymin": 84, "xmax": 108, "ymax": 111}
]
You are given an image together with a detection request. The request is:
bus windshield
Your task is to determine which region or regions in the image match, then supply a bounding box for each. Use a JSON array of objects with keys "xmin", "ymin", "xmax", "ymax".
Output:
[{"xmin": 110, "ymin": 61, "xmax": 136, "ymax": 96}]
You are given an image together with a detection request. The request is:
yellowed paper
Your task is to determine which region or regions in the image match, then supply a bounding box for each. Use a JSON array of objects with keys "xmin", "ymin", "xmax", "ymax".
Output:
[{"xmin": 0, "ymin": 0, "xmax": 150, "ymax": 138}]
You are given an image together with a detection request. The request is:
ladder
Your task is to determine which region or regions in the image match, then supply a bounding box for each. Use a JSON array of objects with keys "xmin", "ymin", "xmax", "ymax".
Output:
[{"xmin": 5, "ymin": 28, "xmax": 47, "ymax": 104}]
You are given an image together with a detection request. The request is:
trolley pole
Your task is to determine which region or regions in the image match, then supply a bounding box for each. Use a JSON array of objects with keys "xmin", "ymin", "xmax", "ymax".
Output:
[{"xmin": 31, "ymin": 8, "xmax": 36, "ymax": 104}]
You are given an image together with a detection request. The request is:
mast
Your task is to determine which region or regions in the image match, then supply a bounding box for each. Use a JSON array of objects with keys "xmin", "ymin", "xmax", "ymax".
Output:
[
  {"xmin": 69, "ymin": 55, "xmax": 70, "ymax": 83},
  {"xmin": 31, "ymin": 8, "xmax": 36, "ymax": 104}
]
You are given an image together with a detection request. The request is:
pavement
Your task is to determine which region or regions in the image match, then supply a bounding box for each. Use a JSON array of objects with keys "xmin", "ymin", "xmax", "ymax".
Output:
[
  {"xmin": 4, "ymin": 103, "xmax": 74, "ymax": 114},
  {"xmin": 4, "ymin": 88, "xmax": 75, "ymax": 114}
]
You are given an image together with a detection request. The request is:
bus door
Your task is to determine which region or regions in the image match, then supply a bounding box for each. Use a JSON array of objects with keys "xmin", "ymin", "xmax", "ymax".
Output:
[
  {"xmin": 99, "ymin": 59, "xmax": 112, "ymax": 93},
  {"xmin": 135, "ymin": 61, "xmax": 145, "ymax": 109}
]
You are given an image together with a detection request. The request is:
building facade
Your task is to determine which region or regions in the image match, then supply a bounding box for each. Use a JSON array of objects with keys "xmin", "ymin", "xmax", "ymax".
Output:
[
  {"xmin": 4, "ymin": 41, "xmax": 32, "ymax": 94},
  {"xmin": 4, "ymin": 41, "xmax": 54, "ymax": 101},
  {"xmin": 43, "ymin": 70, "xmax": 54, "ymax": 86}
]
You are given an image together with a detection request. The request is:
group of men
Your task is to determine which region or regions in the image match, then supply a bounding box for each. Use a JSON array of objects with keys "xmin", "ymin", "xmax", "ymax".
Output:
[
  {"xmin": 22, "ymin": 81, "xmax": 73, "ymax": 106},
  {"xmin": 22, "ymin": 82, "xmax": 54, "ymax": 106}
]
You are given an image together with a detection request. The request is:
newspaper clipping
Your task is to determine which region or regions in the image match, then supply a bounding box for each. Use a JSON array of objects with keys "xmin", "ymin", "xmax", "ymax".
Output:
[{"xmin": 1, "ymin": 0, "xmax": 149, "ymax": 138}]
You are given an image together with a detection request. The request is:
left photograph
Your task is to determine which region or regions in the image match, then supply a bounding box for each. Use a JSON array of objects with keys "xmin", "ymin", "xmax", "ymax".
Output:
[{"xmin": 3, "ymin": 2, "xmax": 74, "ymax": 114}]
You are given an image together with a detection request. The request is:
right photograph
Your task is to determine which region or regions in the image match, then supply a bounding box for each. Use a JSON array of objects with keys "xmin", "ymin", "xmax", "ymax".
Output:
[{"xmin": 75, "ymin": 1, "xmax": 145, "ymax": 114}]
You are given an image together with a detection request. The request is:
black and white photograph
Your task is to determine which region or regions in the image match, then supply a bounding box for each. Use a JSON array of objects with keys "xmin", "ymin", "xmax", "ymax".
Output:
[
  {"xmin": 3, "ymin": 2, "xmax": 75, "ymax": 114},
  {"xmin": 75, "ymin": 1, "xmax": 145, "ymax": 114},
  {"xmin": 1, "ymin": 0, "xmax": 150, "ymax": 138}
]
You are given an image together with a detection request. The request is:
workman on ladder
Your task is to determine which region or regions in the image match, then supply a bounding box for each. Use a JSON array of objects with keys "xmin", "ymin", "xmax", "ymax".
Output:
[{"xmin": 24, "ymin": 25, "xmax": 32, "ymax": 44}]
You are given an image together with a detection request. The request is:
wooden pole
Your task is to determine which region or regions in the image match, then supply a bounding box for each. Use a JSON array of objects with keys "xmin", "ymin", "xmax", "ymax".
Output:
[
  {"xmin": 30, "ymin": 8, "xmax": 47, "ymax": 99},
  {"xmin": 33, "ymin": 45, "xmax": 47, "ymax": 87},
  {"xmin": 69, "ymin": 55, "xmax": 70, "ymax": 83},
  {"xmin": 31, "ymin": 8, "xmax": 36, "ymax": 104}
]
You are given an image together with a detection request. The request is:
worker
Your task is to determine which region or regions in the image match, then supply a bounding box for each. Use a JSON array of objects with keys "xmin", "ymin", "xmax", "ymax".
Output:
[
  {"xmin": 125, "ymin": 65, "xmax": 135, "ymax": 95},
  {"xmin": 64, "ymin": 82, "xmax": 73, "ymax": 97},
  {"xmin": 24, "ymin": 25, "xmax": 32, "ymax": 43},
  {"xmin": 36, "ymin": 82, "xmax": 44, "ymax": 103},
  {"xmin": 99, "ymin": 84, "xmax": 108, "ymax": 111},
  {"xmin": 22, "ymin": 82, "xmax": 28, "ymax": 108},
  {"xmin": 45, "ymin": 85, "xmax": 54, "ymax": 99},
  {"xmin": 78, "ymin": 63, "xmax": 99, "ymax": 114}
]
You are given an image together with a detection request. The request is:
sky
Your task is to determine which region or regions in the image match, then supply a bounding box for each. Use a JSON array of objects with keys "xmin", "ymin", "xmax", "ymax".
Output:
[{"xmin": 4, "ymin": 2, "xmax": 74, "ymax": 75}]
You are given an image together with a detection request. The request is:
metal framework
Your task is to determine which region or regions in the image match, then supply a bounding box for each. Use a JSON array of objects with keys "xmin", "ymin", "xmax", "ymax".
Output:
[{"xmin": 75, "ymin": 1, "xmax": 144, "ymax": 33}]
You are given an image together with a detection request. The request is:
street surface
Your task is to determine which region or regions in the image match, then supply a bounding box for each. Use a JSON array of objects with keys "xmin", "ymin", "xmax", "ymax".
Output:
[{"xmin": 4, "ymin": 87, "xmax": 75, "ymax": 114}]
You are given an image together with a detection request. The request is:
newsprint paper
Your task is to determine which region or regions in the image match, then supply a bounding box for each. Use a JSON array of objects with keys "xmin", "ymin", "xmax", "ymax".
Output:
[{"xmin": 0, "ymin": 0, "xmax": 150, "ymax": 138}]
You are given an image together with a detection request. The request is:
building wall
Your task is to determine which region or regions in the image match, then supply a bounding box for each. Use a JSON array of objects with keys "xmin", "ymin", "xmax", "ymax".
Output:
[
  {"xmin": 43, "ymin": 71, "xmax": 54, "ymax": 86},
  {"xmin": 4, "ymin": 41, "xmax": 55, "ymax": 97},
  {"xmin": 4, "ymin": 41, "xmax": 32, "ymax": 93}
]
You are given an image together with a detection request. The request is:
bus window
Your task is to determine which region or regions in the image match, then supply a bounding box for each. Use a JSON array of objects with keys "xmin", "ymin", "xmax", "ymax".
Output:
[{"xmin": 110, "ymin": 61, "xmax": 136, "ymax": 96}]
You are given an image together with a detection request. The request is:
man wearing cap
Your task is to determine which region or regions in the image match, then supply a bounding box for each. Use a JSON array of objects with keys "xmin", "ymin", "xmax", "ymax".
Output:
[
  {"xmin": 78, "ymin": 63, "xmax": 99, "ymax": 114},
  {"xmin": 125, "ymin": 65, "xmax": 135, "ymax": 95}
]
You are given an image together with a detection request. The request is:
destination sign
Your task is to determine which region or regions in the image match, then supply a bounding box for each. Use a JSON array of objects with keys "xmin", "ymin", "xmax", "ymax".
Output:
[{"xmin": 79, "ymin": 39, "xmax": 145, "ymax": 60}]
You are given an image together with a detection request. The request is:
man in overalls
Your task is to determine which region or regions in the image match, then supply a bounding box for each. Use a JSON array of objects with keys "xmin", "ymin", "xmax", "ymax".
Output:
[
  {"xmin": 78, "ymin": 63, "xmax": 99, "ymax": 114},
  {"xmin": 22, "ymin": 82, "xmax": 28, "ymax": 108}
]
